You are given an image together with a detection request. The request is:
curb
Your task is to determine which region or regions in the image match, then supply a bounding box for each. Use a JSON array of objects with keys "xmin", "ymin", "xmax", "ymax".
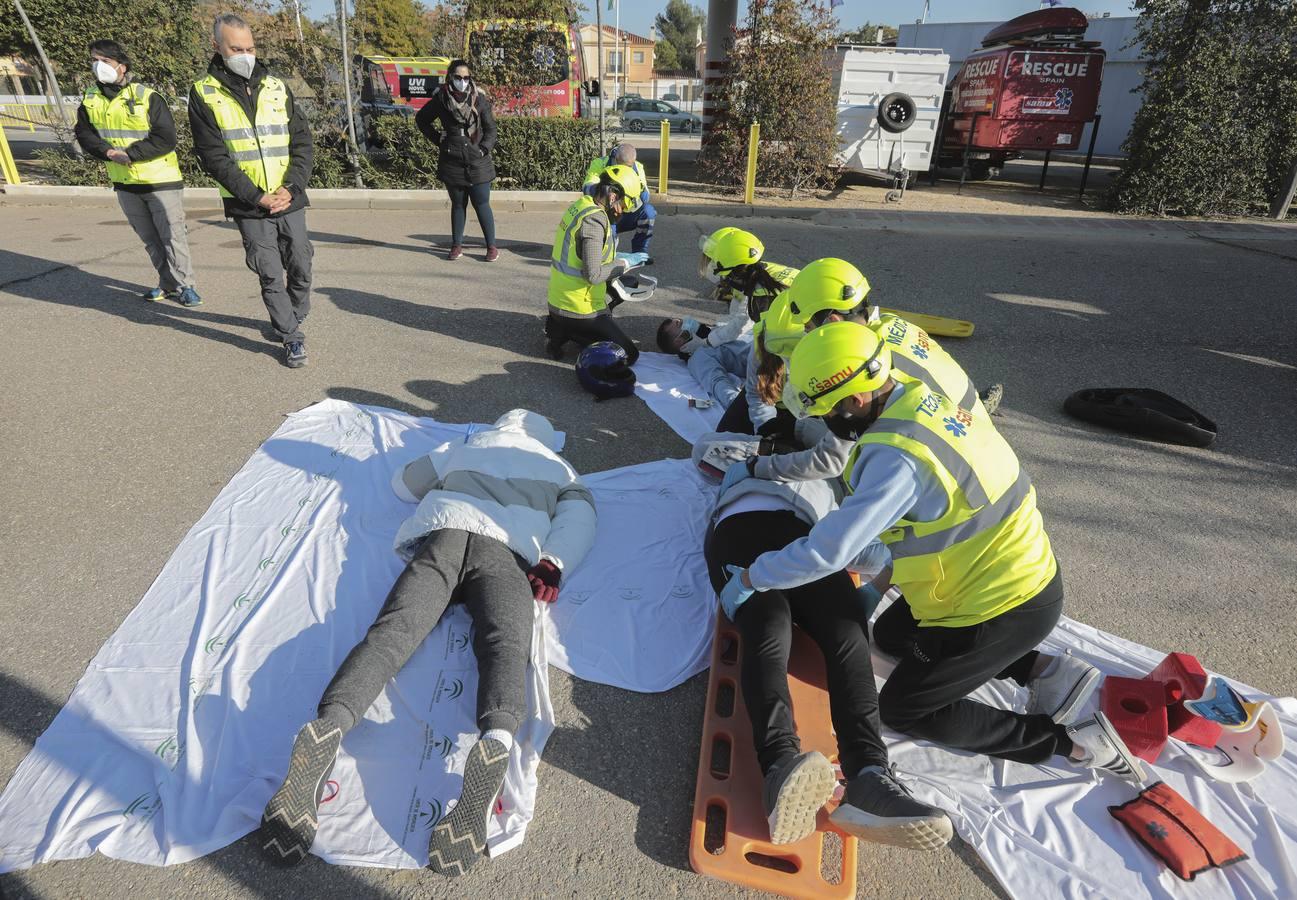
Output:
[{"xmin": 0, "ymin": 185, "xmax": 580, "ymax": 212}]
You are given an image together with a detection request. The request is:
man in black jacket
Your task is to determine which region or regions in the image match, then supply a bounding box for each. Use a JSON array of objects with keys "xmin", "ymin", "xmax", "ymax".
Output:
[
  {"xmin": 188, "ymin": 13, "xmax": 315, "ymax": 368},
  {"xmin": 75, "ymin": 39, "xmax": 200, "ymax": 306}
]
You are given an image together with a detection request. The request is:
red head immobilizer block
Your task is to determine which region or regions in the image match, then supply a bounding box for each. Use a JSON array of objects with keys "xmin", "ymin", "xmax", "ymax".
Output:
[
  {"xmin": 1145, "ymin": 653, "xmax": 1224, "ymax": 749},
  {"xmin": 1101, "ymin": 676, "xmax": 1169, "ymax": 763}
]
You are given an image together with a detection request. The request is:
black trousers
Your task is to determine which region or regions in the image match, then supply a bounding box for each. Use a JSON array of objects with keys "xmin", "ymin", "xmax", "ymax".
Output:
[
  {"xmin": 546, "ymin": 311, "xmax": 640, "ymax": 365},
  {"xmin": 705, "ymin": 510, "xmax": 889, "ymax": 777},
  {"xmin": 873, "ymin": 567, "xmax": 1072, "ymax": 764},
  {"xmin": 318, "ymin": 529, "xmax": 533, "ymax": 736}
]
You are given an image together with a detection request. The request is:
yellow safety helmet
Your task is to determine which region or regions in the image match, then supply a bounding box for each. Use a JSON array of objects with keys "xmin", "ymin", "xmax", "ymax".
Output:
[
  {"xmin": 787, "ymin": 321, "xmax": 891, "ymax": 419},
  {"xmin": 785, "ymin": 258, "xmax": 872, "ymax": 328},
  {"xmin": 599, "ymin": 163, "xmax": 644, "ymax": 213},
  {"xmin": 697, "ymin": 227, "xmax": 764, "ymax": 282},
  {"xmin": 755, "ymin": 293, "xmax": 804, "ymax": 359}
]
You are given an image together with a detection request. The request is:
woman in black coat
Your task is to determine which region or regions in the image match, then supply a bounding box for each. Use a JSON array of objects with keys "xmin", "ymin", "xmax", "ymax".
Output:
[{"xmin": 415, "ymin": 59, "xmax": 499, "ymax": 261}]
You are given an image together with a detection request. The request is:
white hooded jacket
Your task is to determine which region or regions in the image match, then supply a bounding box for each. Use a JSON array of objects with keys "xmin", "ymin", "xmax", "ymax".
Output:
[{"xmin": 390, "ymin": 410, "xmax": 597, "ymax": 572}]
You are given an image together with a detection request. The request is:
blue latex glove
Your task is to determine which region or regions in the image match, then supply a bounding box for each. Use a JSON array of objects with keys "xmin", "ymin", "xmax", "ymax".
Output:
[
  {"xmin": 616, "ymin": 251, "xmax": 649, "ymax": 268},
  {"xmin": 720, "ymin": 459, "xmax": 753, "ymax": 495},
  {"xmin": 719, "ymin": 565, "xmax": 755, "ymax": 621}
]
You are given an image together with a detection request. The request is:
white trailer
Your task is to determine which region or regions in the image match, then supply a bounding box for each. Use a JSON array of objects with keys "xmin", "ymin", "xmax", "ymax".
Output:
[{"xmin": 831, "ymin": 45, "xmax": 950, "ymax": 201}]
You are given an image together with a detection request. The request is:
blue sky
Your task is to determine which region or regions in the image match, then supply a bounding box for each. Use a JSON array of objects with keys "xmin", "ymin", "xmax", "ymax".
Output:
[{"xmin": 303, "ymin": 1, "xmax": 1139, "ymax": 39}]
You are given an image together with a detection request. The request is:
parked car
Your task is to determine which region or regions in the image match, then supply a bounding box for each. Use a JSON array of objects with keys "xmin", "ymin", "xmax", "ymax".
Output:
[
  {"xmin": 621, "ymin": 99, "xmax": 701, "ymax": 133},
  {"xmin": 662, "ymin": 92, "xmax": 681, "ymax": 102},
  {"xmin": 613, "ymin": 93, "xmax": 643, "ymax": 112}
]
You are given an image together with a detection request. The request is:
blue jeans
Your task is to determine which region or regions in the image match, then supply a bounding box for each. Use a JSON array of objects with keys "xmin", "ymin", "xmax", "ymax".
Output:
[
  {"xmin": 616, "ymin": 201, "xmax": 656, "ymax": 254},
  {"xmin": 688, "ymin": 339, "xmax": 749, "ymax": 407}
]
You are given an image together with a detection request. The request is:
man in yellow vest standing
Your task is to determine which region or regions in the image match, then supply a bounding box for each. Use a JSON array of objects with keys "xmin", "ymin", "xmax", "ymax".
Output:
[
  {"xmin": 188, "ymin": 13, "xmax": 314, "ymax": 368},
  {"xmin": 715, "ymin": 321, "xmax": 1146, "ymax": 840},
  {"xmin": 74, "ymin": 40, "xmax": 200, "ymax": 307}
]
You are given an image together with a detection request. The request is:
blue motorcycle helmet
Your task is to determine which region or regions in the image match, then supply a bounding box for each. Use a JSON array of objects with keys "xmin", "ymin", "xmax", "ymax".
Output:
[{"xmin": 576, "ymin": 342, "xmax": 636, "ymax": 401}]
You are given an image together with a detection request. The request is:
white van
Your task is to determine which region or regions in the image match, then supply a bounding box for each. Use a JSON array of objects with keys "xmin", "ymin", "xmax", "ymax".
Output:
[{"xmin": 831, "ymin": 45, "xmax": 950, "ymax": 200}]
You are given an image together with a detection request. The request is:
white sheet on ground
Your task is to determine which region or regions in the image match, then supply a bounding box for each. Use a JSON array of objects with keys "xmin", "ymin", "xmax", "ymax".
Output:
[
  {"xmin": 875, "ymin": 599, "xmax": 1297, "ymax": 900},
  {"xmin": 0, "ymin": 400, "xmax": 553, "ymax": 871},
  {"xmin": 542, "ymin": 458, "xmax": 716, "ymax": 693},
  {"xmin": 632, "ymin": 351, "xmax": 723, "ymax": 444}
]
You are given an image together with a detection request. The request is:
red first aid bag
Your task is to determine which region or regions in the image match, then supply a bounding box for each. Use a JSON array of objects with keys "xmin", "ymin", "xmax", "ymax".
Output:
[{"xmin": 1110, "ymin": 782, "xmax": 1248, "ymax": 881}]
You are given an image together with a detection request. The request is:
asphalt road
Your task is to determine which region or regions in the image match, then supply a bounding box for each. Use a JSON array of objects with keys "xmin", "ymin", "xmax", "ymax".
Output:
[{"xmin": 1, "ymin": 201, "xmax": 1295, "ymax": 900}]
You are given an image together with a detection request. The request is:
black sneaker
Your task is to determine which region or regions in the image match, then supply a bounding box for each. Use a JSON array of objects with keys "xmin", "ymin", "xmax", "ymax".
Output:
[
  {"xmin": 762, "ymin": 751, "xmax": 837, "ymax": 845},
  {"xmin": 829, "ymin": 765, "xmax": 953, "ymax": 851},
  {"xmin": 258, "ymin": 718, "xmax": 343, "ymax": 866},
  {"xmin": 979, "ymin": 383, "xmax": 1004, "ymax": 415},
  {"xmin": 285, "ymin": 341, "xmax": 307, "ymax": 368},
  {"xmin": 427, "ymin": 736, "xmax": 510, "ymax": 877}
]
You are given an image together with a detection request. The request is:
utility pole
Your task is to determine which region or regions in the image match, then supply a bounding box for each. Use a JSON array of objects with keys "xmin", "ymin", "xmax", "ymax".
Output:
[
  {"xmin": 1271, "ymin": 157, "xmax": 1297, "ymax": 220},
  {"xmin": 291, "ymin": 0, "xmax": 305, "ymax": 42},
  {"xmin": 12, "ymin": 0, "xmax": 80, "ymax": 155},
  {"xmin": 595, "ymin": 1, "xmax": 605, "ymax": 149},
  {"xmin": 614, "ymin": 0, "xmax": 622, "ymax": 105},
  {"xmin": 335, "ymin": 0, "xmax": 365, "ymax": 187}
]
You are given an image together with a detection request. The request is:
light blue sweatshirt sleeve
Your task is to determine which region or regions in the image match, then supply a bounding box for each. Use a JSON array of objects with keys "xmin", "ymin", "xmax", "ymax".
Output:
[
  {"xmin": 747, "ymin": 445, "xmax": 922, "ymax": 591},
  {"xmin": 744, "ymin": 342, "xmax": 777, "ymax": 429}
]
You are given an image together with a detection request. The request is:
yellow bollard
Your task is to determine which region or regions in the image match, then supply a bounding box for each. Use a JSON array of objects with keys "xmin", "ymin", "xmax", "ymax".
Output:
[
  {"xmin": 658, "ymin": 118, "xmax": 670, "ymax": 195},
  {"xmin": 0, "ymin": 123, "xmax": 22, "ymax": 185},
  {"xmin": 744, "ymin": 121, "xmax": 760, "ymax": 205}
]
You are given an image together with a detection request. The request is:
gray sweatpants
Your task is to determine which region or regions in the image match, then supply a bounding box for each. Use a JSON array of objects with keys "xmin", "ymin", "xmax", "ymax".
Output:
[
  {"xmin": 317, "ymin": 528, "xmax": 533, "ymax": 736},
  {"xmin": 116, "ymin": 189, "xmax": 195, "ymax": 293},
  {"xmin": 236, "ymin": 208, "xmax": 313, "ymax": 343}
]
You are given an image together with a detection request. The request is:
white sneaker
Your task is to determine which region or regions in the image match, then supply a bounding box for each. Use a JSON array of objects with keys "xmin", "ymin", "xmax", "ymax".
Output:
[
  {"xmin": 1066, "ymin": 713, "xmax": 1146, "ymax": 783},
  {"xmin": 1027, "ymin": 654, "xmax": 1102, "ymax": 725}
]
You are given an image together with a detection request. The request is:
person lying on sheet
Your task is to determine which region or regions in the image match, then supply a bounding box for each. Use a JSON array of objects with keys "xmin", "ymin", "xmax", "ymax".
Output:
[
  {"xmin": 695, "ymin": 428, "xmax": 953, "ymax": 851},
  {"xmin": 717, "ymin": 322, "xmax": 1145, "ymax": 789},
  {"xmin": 258, "ymin": 409, "xmax": 596, "ymax": 876}
]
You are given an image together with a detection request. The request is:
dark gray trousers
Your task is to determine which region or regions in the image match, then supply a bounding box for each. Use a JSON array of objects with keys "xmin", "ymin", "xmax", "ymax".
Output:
[
  {"xmin": 318, "ymin": 528, "xmax": 534, "ymax": 736},
  {"xmin": 236, "ymin": 208, "xmax": 313, "ymax": 343}
]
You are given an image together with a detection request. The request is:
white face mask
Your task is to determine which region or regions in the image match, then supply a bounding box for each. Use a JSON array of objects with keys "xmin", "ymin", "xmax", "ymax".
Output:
[
  {"xmin": 451, "ymin": 77, "xmax": 470, "ymax": 91},
  {"xmin": 93, "ymin": 60, "xmax": 120, "ymax": 84},
  {"xmin": 224, "ymin": 53, "xmax": 256, "ymax": 79}
]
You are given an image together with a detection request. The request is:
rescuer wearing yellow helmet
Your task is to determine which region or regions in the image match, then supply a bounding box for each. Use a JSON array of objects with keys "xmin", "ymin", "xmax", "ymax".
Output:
[
  {"xmin": 583, "ymin": 142, "xmax": 655, "ymax": 254},
  {"xmin": 545, "ymin": 163, "xmax": 646, "ymax": 363},
  {"xmin": 715, "ymin": 322, "xmax": 1148, "ymax": 813}
]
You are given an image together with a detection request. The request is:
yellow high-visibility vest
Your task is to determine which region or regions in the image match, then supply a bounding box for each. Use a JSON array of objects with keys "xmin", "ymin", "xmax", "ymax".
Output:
[
  {"xmin": 548, "ymin": 195, "xmax": 614, "ymax": 317},
  {"xmin": 81, "ymin": 83, "xmax": 181, "ymax": 186},
  {"xmin": 193, "ymin": 73, "xmax": 291, "ymax": 196},
  {"xmin": 845, "ymin": 372, "xmax": 1057, "ymax": 627}
]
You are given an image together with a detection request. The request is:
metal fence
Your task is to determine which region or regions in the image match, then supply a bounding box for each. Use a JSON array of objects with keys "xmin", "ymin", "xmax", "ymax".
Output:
[{"xmin": 0, "ymin": 97, "xmax": 73, "ymax": 132}]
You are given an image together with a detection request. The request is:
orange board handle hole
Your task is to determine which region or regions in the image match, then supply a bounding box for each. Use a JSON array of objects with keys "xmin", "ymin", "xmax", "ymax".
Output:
[
  {"xmin": 719, "ymin": 633, "xmax": 740, "ymax": 666},
  {"xmin": 744, "ymin": 851, "xmax": 800, "ymax": 874},
  {"xmin": 703, "ymin": 802, "xmax": 728, "ymax": 855},
  {"xmin": 715, "ymin": 679, "xmax": 736, "ymax": 718},
  {"xmin": 710, "ymin": 734, "xmax": 732, "ymax": 780}
]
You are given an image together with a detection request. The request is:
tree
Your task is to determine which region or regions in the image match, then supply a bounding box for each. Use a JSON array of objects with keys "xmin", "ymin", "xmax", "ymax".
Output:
[
  {"xmin": 654, "ymin": 0, "xmax": 704, "ymax": 75},
  {"xmin": 353, "ymin": 0, "xmax": 434, "ymax": 56},
  {"xmin": 700, "ymin": 0, "xmax": 839, "ymax": 196},
  {"xmin": 1109, "ymin": 0, "xmax": 1297, "ymax": 216},
  {"xmin": 838, "ymin": 22, "xmax": 897, "ymax": 44},
  {"xmin": 654, "ymin": 38, "xmax": 682, "ymax": 72}
]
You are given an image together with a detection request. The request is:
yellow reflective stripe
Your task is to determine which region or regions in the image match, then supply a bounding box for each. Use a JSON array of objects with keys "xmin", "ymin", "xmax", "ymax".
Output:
[
  {"xmin": 558, "ymin": 205, "xmax": 600, "ymax": 270},
  {"xmin": 891, "ymin": 470, "xmax": 1031, "ymax": 557},
  {"xmin": 866, "ymin": 418, "xmax": 992, "ymax": 508}
]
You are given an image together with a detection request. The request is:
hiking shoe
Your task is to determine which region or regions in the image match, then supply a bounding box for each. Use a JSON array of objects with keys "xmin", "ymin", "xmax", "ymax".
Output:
[
  {"xmin": 285, "ymin": 341, "xmax": 307, "ymax": 368},
  {"xmin": 1066, "ymin": 712, "xmax": 1146, "ymax": 783},
  {"xmin": 447, "ymin": 245, "xmax": 463, "ymax": 261},
  {"xmin": 427, "ymin": 736, "xmax": 510, "ymax": 877},
  {"xmin": 485, "ymin": 246, "xmax": 500, "ymax": 262},
  {"xmin": 142, "ymin": 287, "xmax": 165, "ymax": 302},
  {"xmin": 979, "ymin": 383, "xmax": 1004, "ymax": 415},
  {"xmin": 762, "ymin": 751, "xmax": 837, "ymax": 845},
  {"xmin": 258, "ymin": 718, "xmax": 343, "ymax": 866},
  {"xmin": 176, "ymin": 287, "xmax": 202, "ymax": 307},
  {"xmin": 829, "ymin": 765, "xmax": 953, "ymax": 851},
  {"xmin": 1027, "ymin": 654, "xmax": 1102, "ymax": 725}
]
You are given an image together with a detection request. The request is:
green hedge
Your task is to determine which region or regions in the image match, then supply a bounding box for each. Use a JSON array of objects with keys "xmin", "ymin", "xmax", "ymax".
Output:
[{"xmin": 36, "ymin": 112, "xmax": 601, "ymax": 192}]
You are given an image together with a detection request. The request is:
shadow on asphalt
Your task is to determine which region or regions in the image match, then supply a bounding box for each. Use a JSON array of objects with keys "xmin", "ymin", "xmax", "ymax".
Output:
[{"xmin": 0, "ymin": 249, "xmax": 281, "ymax": 363}]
